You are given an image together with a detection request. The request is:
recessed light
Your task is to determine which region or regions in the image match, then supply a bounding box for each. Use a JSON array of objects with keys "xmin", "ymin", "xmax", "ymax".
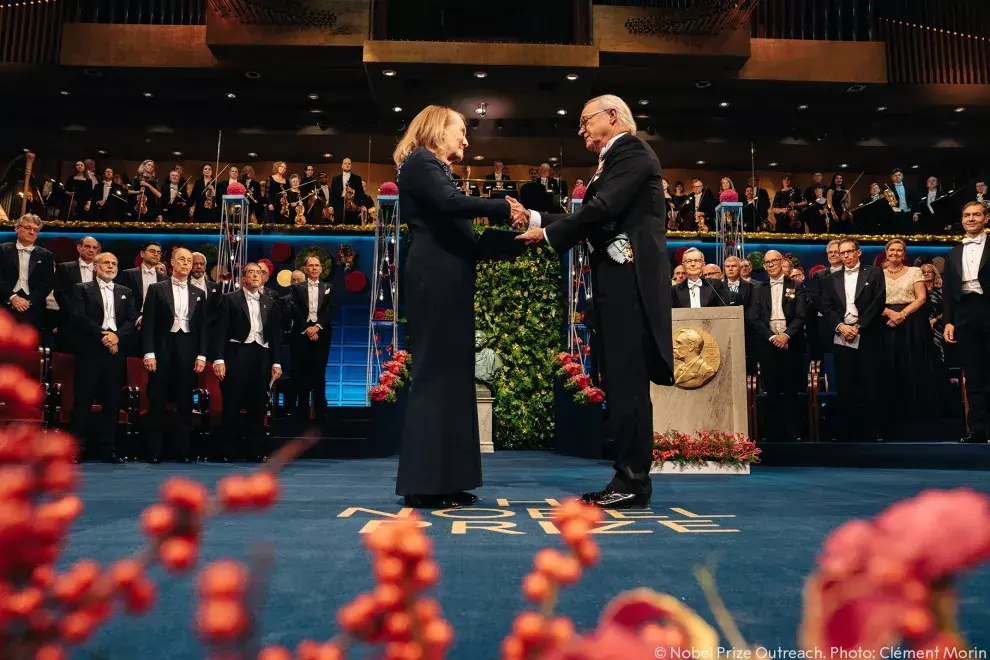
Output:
[
  {"xmin": 310, "ymin": 108, "xmax": 322, "ymax": 114},
  {"xmin": 247, "ymin": 152, "xmax": 257, "ymax": 157},
  {"xmin": 308, "ymin": 93, "xmax": 319, "ymax": 100},
  {"xmin": 797, "ymin": 104, "xmax": 808, "ymax": 110},
  {"xmin": 876, "ymin": 105, "xmax": 887, "ymax": 112},
  {"xmin": 474, "ymin": 71, "xmax": 487, "ymax": 79},
  {"xmin": 392, "ymin": 106, "xmax": 402, "ymax": 113},
  {"xmin": 638, "ymin": 99, "xmax": 649, "ymax": 106},
  {"xmin": 22, "ymin": 148, "xmax": 30, "ymax": 153},
  {"xmin": 696, "ymin": 160, "xmax": 705, "ymax": 165},
  {"xmin": 549, "ymin": 157, "xmax": 558, "ymax": 162},
  {"xmin": 97, "ymin": 149, "xmax": 107, "ymax": 155},
  {"xmin": 955, "ymin": 106, "xmax": 966, "ymax": 112},
  {"xmin": 59, "ymin": 90, "xmax": 70, "ymax": 96},
  {"xmin": 911, "ymin": 164, "xmax": 920, "ymax": 169},
  {"xmin": 695, "ymin": 80, "xmax": 712, "ymax": 89},
  {"xmin": 635, "ymin": 114, "xmax": 649, "ymax": 119},
  {"xmin": 143, "ymin": 92, "xmax": 154, "ymax": 98},
  {"xmin": 768, "ymin": 162, "xmax": 778, "ymax": 167},
  {"xmin": 473, "ymin": 155, "xmax": 484, "ymax": 161},
  {"xmin": 557, "ymin": 109, "xmax": 567, "ymax": 115},
  {"xmin": 565, "ymin": 73, "xmax": 579, "ymax": 81},
  {"xmin": 840, "ymin": 163, "xmax": 849, "ymax": 168},
  {"xmin": 173, "ymin": 151, "xmax": 182, "ymax": 156},
  {"xmin": 719, "ymin": 101, "xmax": 729, "ymax": 108},
  {"xmin": 322, "ymin": 153, "xmax": 332, "ymax": 158},
  {"xmin": 846, "ymin": 84, "xmax": 866, "ymax": 92},
  {"xmin": 226, "ymin": 92, "xmax": 236, "ymax": 99},
  {"xmin": 382, "ymin": 69, "xmax": 396, "ymax": 77},
  {"xmin": 245, "ymin": 71, "xmax": 261, "ymax": 79}
]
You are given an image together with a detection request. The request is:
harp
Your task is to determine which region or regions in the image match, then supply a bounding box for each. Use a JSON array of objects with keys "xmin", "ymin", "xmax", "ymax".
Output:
[{"xmin": 0, "ymin": 152, "xmax": 47, "ymax": 222}]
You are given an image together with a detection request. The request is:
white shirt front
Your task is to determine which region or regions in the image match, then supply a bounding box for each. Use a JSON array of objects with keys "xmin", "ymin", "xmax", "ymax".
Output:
[
  {"xmin": 962, "ymin": 233, "xmax": 986, "ymax": 295},
  {"xmin": 243, "ymin": 290, "xmax": 267, "ymax": 347},
  {"xmin": 307, "ymin": 279, "xmax": 320, "ymax": 324},
  {"xmin": 687, "ymin": 278, "xmax": 703, "ymax": 309},
  {"xmin": 341, "ymin": 171, "xmax": 350, "ymax": 196},
  {"xmin": 830, "ymin": 265, "xmax": 843, "ymax": 273},
  {"xmin": 169, "ymin": 184, "xmax": 178, "ymax": 203},
  {"xmin": 102, "ymin": 181, "xmax": 112, "ymax": 202},
  {"xmin": 927, "ymin": 190, "xmax": 937, "ymax": 213},
  {"xmin": 843, "ymin": 266, "xmax": 861, "ymax": 325},
  {"xmin": 141, "ymin": 265, "xmax": 158, "ymax": 305},
  {"xmin": 14, "ymin": 241, "xmax": 33, "ymax": 296},
  {"xmin": 727, "ymin": 279, "xmax": 740, "ymax": 293},
  {"xmin": 541, "ymin": 177, "xmax": 549, "ymax": 187},
  {"xmin": 170, "ymin": 279, "xmax": 191, "ymax": 333},
  {"xmin": 768, "ymin": 277, "xmax": 787, "ymax": 336},
  {"xmin": 99, "ymin": 280, "xmax": 117, "ymax": 332},
  {"xmin": 978, "ymin": 192, "xmax": 985, "ymax": 203},
  {"xmin": 79, "ymin": 259, "xmax": 94, "ymax": 284},
  {"xmin": 894, "ymin": 183, "xmax": 908, "ymax": 211}
]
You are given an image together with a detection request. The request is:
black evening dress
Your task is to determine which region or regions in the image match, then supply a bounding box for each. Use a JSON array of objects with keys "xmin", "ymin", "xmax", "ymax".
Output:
[
  {"xmin": 64, "ymin": 176, "xmax": 93, "ymax": 220},
  {"xmin": 190, "ymin": 178, "xmax": 220, "ymax": 223},
  {"xmin": 266, "ymin": 177, "xmax": 289, "ymax": 224},
  {"xmin": 394, "ymin": 147, "xmax": 510, "ymax": 497}
]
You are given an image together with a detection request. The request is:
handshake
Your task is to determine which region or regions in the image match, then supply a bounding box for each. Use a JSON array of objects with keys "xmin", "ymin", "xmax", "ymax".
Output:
[{"xmin": 506, "ymin": 196, "xmax": 547, "ymax": 245}]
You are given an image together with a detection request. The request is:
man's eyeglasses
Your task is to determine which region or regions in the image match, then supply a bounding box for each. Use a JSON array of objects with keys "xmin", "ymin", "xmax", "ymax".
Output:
[
  {"xmin": 765, "ymin": 258, "xmax": 783, "ymax": 266},
  {"xmin": 839, "ymin": 249, "xmax": 859, "ymax": 256},
  {"xmin": 579, "ymin": 109, "xmax": 608, "ymax": 129}
]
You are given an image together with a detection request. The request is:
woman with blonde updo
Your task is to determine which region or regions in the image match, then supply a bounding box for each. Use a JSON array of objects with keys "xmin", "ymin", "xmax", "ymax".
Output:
[{"xmin": 266, "ymin": 161, "xmax": 288, "ymax": 223}]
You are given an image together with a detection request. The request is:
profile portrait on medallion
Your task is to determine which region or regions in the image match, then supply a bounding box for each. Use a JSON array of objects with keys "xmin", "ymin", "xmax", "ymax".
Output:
[{"xmin": 672, "ymin": 327, "xmax": 720, "ymax": 389}]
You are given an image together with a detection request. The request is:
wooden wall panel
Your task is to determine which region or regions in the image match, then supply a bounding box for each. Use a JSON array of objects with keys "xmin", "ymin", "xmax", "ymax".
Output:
[
  {"xmin": 739, "ymin": 38, "xmax": 887, "ymax": 83},
  {"xmin": 362, "ymin": 40, "xmax": 598, "ymax": 68},
  {"xmin": 206, "ymin": 0, "xmax": 369, "ymax": 48},
  {"xmin": 592, "ymin": 6, "xmax": 751, "ymax": 58},
  {"xmin": 60, "ymin": 24, "xmax": 217, "ymax": 67}
]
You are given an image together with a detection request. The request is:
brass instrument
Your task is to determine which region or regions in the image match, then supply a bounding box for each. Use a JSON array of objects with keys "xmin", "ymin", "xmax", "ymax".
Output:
[{"xmin": 883, "ymin": 186, "xmax": 898, "ymax": 209}]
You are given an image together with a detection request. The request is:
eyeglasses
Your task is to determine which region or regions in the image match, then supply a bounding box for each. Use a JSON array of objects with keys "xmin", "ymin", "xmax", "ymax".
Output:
[
  {"xmin": 765, "ymin": 258, "xmax": 783, "ymax": 265},
  {"xmin": 578, "ymin": 109, "xmax": 608, "ymax": 129},
  {"xmin": 682, "ymin": 258, "xmax": 704, "ymax": 264},
  {"xmin": 839, "ymin": 249, "xmax": 859, "ymax": 256}
]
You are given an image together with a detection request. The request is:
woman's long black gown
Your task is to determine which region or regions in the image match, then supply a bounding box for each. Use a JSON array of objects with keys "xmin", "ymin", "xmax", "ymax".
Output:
[{"xmin": 394, "ymin": 147, "xmax": 511, "ymax": 497}]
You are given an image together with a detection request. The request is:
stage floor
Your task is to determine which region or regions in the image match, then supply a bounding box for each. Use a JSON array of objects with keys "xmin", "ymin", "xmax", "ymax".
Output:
[{"xmin": 65, "ymin": 453, "xmax": 990, "ymax": 658}]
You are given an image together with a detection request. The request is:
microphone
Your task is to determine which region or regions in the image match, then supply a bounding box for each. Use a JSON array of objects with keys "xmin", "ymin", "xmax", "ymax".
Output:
[{"xmin": 701, "ymin": 277, "xmax": 729, "ymax": 307}]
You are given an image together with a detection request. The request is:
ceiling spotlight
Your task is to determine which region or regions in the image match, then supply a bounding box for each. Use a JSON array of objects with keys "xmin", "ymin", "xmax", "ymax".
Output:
[
  {"xmin": 695, "ymin": 80, "xmax": 712, "ymax": 89},
  {"xmin": 565, "ymin": 73, "xmax": 579, "ymax": 81},
  {"xmin": 768, "ymin": 162, "xmax": 778, "ymax": 167},
  {"xmin": 308, "ymin": 93, "xmax": 319, "ymax": 100},
  {"xmin": 911, "ymin": 164, "xmax": 920, "ymax": 169},
  {"xmin": 876, "ymin": 105, "xmax": 888, "ymax": 112},
  {"xmin": 475, "ymin": 102, "xmax": 487, "ymax": 117},
  {"xmin": 97, "ymin": 149, "xmax": 107, "ymax": 155},
  {"xmin": 244, "ymin": 71, "xmax": 261, "ymax": 79},
  {"xmin": 173, "ymin": 151, "xmax": 182, "ymax": 156},
  {"xmin": 556, "ymin": 109, "xmax": 567, "ymax": 115},
  {"xmin": 226, "ymin": 92, "xmax": 236, "ymax": 99},
  {"xmin": 719, "ymin": 101, "xmax": 730, "ymax": 108},
  {"xmin": 845, "ymin": 84, "xmax": 866, "ymax": 92},
  {"xmin": 638, "ymin": 99, "xmax": 649, "ymax": 106},
  {"xmin": 143, "ymin": 92, "xmax": 154, "ymax": 98},
  {"xmin": 635, "ymin": 114, "xmax": 649, "ymax": 119},
  {"xmin": 247, "ymin": 152, "xmax": 257, "ymax": 157},
  {"xmin": 392, "ymin": 106, "xmax": 402, "ymax": 113},
  {"xmin": 322, "ymin": 153, "xmax": 332, "ymax": 158},
  {"xmin": 382, "ymin": 69, "xmax": 396, "ymax": 77},
  {"xmin": 549, "ymin": 157, "xmax": 558, "ymax": 162},
  {"xmin": 955, "ymin": 106, "xmax": 966, "ymax": 113},
  {"xmin": 474, "ymin": 71, "xmax": 487, "ymax": 79},
  {"xmin": 840, "ymin": 163, "xmax": 849, "ymax": 168},
  {"xmin": 696, "ymin": 160, "xmax": 706, "ymax": 165},
  {"xmin": 797, "ymin": 104, "xmax": 808, "ymax": 110},
  {"xmin": 310, "ymin": 108, "xmax": 322, "ymax": 114},
  {"xmin": 473, "ymin": 155, "xmax": 484, "ymax": 161},
  {"xmin": 59, "ymin": 90, "xmax": 70, "ymax": 96},
  {"xmin": 22, "ymin": 148, "xmax": 30, "ymax": 152}
]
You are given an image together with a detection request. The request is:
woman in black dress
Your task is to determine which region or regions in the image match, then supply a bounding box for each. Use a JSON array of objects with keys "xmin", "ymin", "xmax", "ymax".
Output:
[
  {"xmin": 190, "ymin": 164, "xmax": 220, "ymax": 223},
  {"xmin": 130, "ymin": 159, "xmax": 162, "ymax": 222},
  {"xmin": 65, "ymin": 160, "xmax": 93, "ymax": 220},
  {"xmin": 265, "ymin": 161, "xmax": 289, "ymax": 223},
  {"xmin": 392, "ymin": 105, "xmax": 518, "ymax": 508}
]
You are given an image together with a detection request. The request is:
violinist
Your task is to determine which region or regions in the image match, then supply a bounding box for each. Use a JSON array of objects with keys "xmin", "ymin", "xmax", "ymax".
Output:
[
  {"xmin": 83, "ymin": 159, "xmax": 99, "ymax": 189},
  {"xmin": 286, "ymin": 174, "xmax": 306, "ymax": 224},
  {"xmin": 769, "ymin": 175, "xmax": 803, "ymax": 233},
  {"xmin": 913, "ymin": 176, "xmax": 943, "ymax": 234},
  {"xmin": 129, "ymin": 160, "xmax": 162, "ymax": 222},
  {"xmin": 310, "ymin": 172, "xmax": 332, "ymax": 224},
  {"xmin": 330, "ymin": 157, "xmax": 364, "ymax": 223},
  {"xmin": 863, "ymin": 182, "xmax": 882, "ymax": 205},
  {"xmin": 216, "ymin": 165, "xmax": 241, "ymax": 203},
  {"xmin": 802, "ymin": 174, "xmax": 829, "ymax": 233},
  {"xmin": 190, "ymin": 164, "xmax": 220, "ymax": 223},
  {"xmin": 301, "ymin": 164, "xmax": 316, "ymax": 191},
  {"xmin": 92, "ymin": 168, "xmax": 125, "ymax": 222},
  {"xmin": 161, "ymin": 170, "xmax": 189, "ymax": 223},
  {"xmin": 65, "ymin": 160, "xmax": 94, "ymax": 221},
  {"xmin": 826, "ymin": 173, "xmax": 852, "ymax": 233},
  {"xmin": 239, "ymin": 166, "xmax": 262, "ymax": 222},
  {"xmin": 266, "ymin": 161, "xmax": 288, "ymax": 224}
]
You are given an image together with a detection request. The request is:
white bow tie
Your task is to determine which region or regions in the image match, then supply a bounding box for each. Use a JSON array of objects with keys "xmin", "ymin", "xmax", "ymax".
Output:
[
  {"xmin": 846, "ymin": 267, "xmax": 860, "ymax": 274},
  {"xmin": 964, "ymin": 236, "xmax": 985, "ymax": 245},
  {"xmin": 171, "ymin": 278, "xmax": 186, "ymax": 289},
  {"xmin": 687, "ymin": 281, "xmax": 702, "ymax": 289},
  {"xmin": 100, "ymin": 282, "xmax": 114, "ymax": 291},
  {"xmin": 17, "ymin": 245, "xmax": 33, "ymax": 253},
  {"xmin": 80, "ymin": 263, "xmax": 93, "ymax": 269},
  {"xmin": 770, "ymin": 280, "xmax": 784, "ymax": 287},
  {"xmin": 143, "ymin": 268, "xmax": 156, "ymax": 276},
  {"xmin": 244, "ymin": 291, "xmax": 260, "ymax": 302},
  {"xmin": 309, "ymin": 281, "xmax": 320, "ymax": 288}
]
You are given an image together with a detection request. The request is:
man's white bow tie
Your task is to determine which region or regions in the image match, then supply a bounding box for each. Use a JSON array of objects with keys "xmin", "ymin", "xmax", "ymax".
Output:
[
  {"xmin": 963, "ymin": 237, "xmax": 984, "ymax": 245},
  {"xmin": 171, "ymin": 278, "xmax": 186, "ymax": 289}
]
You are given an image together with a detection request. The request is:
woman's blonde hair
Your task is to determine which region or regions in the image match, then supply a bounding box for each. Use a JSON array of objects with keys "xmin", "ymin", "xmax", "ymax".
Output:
[
  {"xmin": 920, "ymin": 263, "xmax": 942, "ymax": 288},
  {"xmin": 392, "ymin": 105, "xmax": 464, "ymax": 167},
  {"xmin": 271, "ymin": 161, "xmax": 286, "ymax": 177},
  {"xmin": 885, "ymin": 238, "xmax": 907, "ymax": 252}
]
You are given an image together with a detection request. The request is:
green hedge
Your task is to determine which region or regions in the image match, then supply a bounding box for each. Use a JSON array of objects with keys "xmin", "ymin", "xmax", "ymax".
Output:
[{"xmin": 474, "ymin": 244, "xmax": 564, "ymax": 450}]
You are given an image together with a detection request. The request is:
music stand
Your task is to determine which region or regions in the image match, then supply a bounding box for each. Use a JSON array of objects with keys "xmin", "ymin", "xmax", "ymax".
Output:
[{"xmin": 852, "ymin": 198, "xmax": 894, "ymax": 235}]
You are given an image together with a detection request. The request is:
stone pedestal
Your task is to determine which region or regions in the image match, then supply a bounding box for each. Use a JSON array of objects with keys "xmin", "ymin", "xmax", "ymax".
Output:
[
  {"xmin": 651, "ymin": 306, "xmax": 747, "ymax": 436},
  {"xmin": 476, "ymin": 383, "xmax": 494, "ymax": 453}
]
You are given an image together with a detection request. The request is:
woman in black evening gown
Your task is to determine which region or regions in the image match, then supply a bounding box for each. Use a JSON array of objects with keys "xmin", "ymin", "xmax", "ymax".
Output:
[
  {"xmin": 392, "ymin": 105, "xmax": 515, "ymax": 509},
  {"xmin": 65, "ymin": 160, "xmax": 94, "ymax": 220}
]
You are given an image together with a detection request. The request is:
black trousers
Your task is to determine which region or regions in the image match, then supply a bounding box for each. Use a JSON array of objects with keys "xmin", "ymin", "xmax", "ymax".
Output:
[
  {"xmin": 290, "ymin": 323, "xmax": 330, "ymax": 418},
  {"xmin": 832, "ymin": 333, "xmax": 880, "ymax": 440},
  {"xmin": 72, "ymin": 347, "xmax": 125, "ymax": 455},
  {"xmin": 956, "ymin": 294, "xmax": 990, "ymax": 435},
  {"xmin": 146, "ymin": 331, "xmax": 198, "ymax": 458},
  {"xmin": 220, "ymin": 342, "xmax": 271, "ymax": 457},
  {"xmin": 592, "ymin": 257, "xmax": 655, "ymax": 496},
  {"xmin": 759, "ymin": 337, "xmax": 804, "ymax": 440},
  {"xmin": 9, "ymin": 289, "xmax": 43, "ymax": 332}
]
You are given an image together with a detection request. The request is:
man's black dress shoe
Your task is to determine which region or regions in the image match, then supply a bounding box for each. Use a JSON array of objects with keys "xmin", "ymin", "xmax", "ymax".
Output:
[
  {"xmin": 581, "ymin": 490, "xmax": 609, "ymax": 503},
  {"xmin": 587, "ymin": 491, "xmax": 651, "ymax": 509},
  {"xmin": 148, "ymin": 455, "xmax": 162, "ymax": 464},
  {"xmin": 960, "ymin": 432, "xmax": 989, "ymax": 444},
  {"xmin": 446, "ymin": 491, "xmax": 478, "ymax": 505},
  {"xmin": 101, "ymin": 451, "xmax": 125, "ymax": 464},
  {"xmin": 403, "ymin": 494, "xmax": 460, "ymax": 509}
]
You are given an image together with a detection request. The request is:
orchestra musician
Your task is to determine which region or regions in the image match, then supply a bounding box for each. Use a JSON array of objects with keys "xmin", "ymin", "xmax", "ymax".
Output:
[
  {"xmin": 92, "ymin": 168, "xmax": 126, "ymax": 222},
  {"xmin": 190, "ymin": 164, "xmax": 220, "ymax": 223},
  {"xmin": 913, "ymin": 176, "xmax": 945, "ymax": 234},
  {"xmin": 770, "ymin": 175, "xmax": 803, "ymax": 232},
  {"xmin": 330, "ymin": 157, "xmax": 365, "ymax": 224},
  {"xmin": 266, "ymin": 161, "xmax": 289, "ymax": 223},
  {"xmin": 826, "ymin": 173, "xmax": 852, "ymax": 234},
  {"xmin": 286, "ymin": 174, "xmax": 307, "ymax": 223},
  {"xmin": 65, "ymin": 161, "xmax": 94, "ymax": 221},
  {"xmin": 683, "ymin": 178, "xmax": 717, "ymax": 229},
  {"xmin": 888, "ymin": 168, "xmax": 916, "ymax": 234},
  {"xmin": 240, "ymin": 166, "xmax": 262, "ymax": 222},
  {"xmin": 742, "ymin": 184, "xmax": 768, "ymax": 232},
  {"xmin": 129, "ymin": 160, "xmax": 162, "ymax": 223},
  {"xmin": 83, "ymin": 159, "xmax": 98, "ymax": 189},
  {"xmin": 160, "ymin": 170, "xmax": 188, "ymax": 223},
  {"xmin": 450, "ymin": 165, "xmax": 480, "ymax": 197},
  {"xmin": 216, "ymin": 165, "xmax": 241, "ymax": 202},
  {"xmin": 309, "ymin": 172, "xmax": 333, "ymax": 223},
  {"xmin": 301, "ymin": 164, "xmax": 316, "ymax": 191}
]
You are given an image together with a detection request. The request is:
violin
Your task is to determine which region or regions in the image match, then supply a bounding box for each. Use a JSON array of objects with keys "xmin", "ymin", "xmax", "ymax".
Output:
[
  {"xmin": 135, "ymin": 176, "xmax": 149, "ymax": 216},
  {"xmin": 344, "ymin": 184, "xmax": 357, "ymax": 213},
  {"xmin": 203, "ymin": 180, "xmax": 215, "ymax": 210},
  {"xmin": 295, "ymin": 200, "xmax": 306, "ymax": 226},
  {"xmin": 322, "ymin": 204, "xmax": 334, "ymax": 223},
  {"xmin": 280, "ymin": 194, "xmax": 289, "ymax": 218}
]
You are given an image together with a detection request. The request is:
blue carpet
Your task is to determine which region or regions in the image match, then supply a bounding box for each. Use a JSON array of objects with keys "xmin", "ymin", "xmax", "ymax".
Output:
[{"xmin": 63, "ymin": 453, "xmax": 990, "ymax": 658}]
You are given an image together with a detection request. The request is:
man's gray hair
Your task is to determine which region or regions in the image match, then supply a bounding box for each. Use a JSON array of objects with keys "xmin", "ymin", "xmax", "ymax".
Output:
[
  {"xmin": 191, "ymin": 251, "xmax": 207, "ymax": 262},
  {"xmin": 826, "ymin": 239, "xmax": 841, "ymax": 250},
  {"xmin": 16, "ymin": 214, "xmax": 42, "ymax": 229},
  {"xmin": 586, "ymin": 94, "xmax": 637, "ymax": 133},
  {"xmin": 683, "ymin": 247, "xmax": 705, "ymax": 263}
]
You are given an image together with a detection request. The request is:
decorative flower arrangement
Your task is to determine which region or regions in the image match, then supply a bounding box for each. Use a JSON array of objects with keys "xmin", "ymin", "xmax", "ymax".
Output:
[
  {"xmin": 373, "ymin": 308, "xmax": 395, "ymax": 322},
  {"xmin": 337, "ymin": 245, "xmax": 357, "ymax": 272},
  {"xmin": 784, "ymin": 252, "xmax": 800, "ymax": 268},
  {"xmin": 652, "ymin": 430, "xmax": 761, "ymax": 469},
  {"xmin": 719, "ymin": 189, "xmax": 739, "ymax": 203},
  {"xmin": 571, "ymin": 184, "xmax": 587, "ymax": 200},
  {"xmin": 555, "ymin": 352, "xmax": 605, "ymax": 406},
  {"xmin": 369, "ymin": 349, "xmax": 412, "ymax": 404},
  {"xmin": 379, "ymin": 181, "xmax": 398, "ymax": 196},
  {"xmin": 226, "ymin": 181, "xmax": 247, "ymax": 197}
]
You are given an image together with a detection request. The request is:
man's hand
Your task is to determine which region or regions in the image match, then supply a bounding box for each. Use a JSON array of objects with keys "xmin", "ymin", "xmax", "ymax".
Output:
[
  {"xmin": 837, "ymin": 324, "xmax": 858, "ymax": 341},
  {"xmin": 304, "ymin": 326, "xmax": 319, "ymax": 340},
  {"xmin": 271, "ymin": 365, "xmax": 282, "ymax": 381},
  {"xmin": 109, "ymin": 344, "xmax": 118, "ymax": 355},
  {"xmin": 515, "ymin": 228, "xmax": 545, "ymax": 246},
  {"xmin": 144, "ymin": 357, "xmax": 157, "ymax": 372},
  {"xmin": 214, "ymin": 363, "xmax": 226, "ymax": 380},
  {"xmin": 136, "ymin": 316, "xmax": 142, "ymax": 330},
  {"xmin": 944, "ymin": 323, "xmax": 956, "ymax": 344},
  {"xmin": 506, "ymin": 196, "xmax": 529, "ymax": 229},
  {"xmin": 101, "ymin": 332, "xmax": 119, "ymax": 348},
  {"xmin": 9, "ymin": 295, "xmax": 30, "ymax": 313},
  {"xmin": 913, "ymin": 213, "xmax": 920, "ymax": 223},
  {"xmin": 770, "ymin": 334, "xmax": 789, "ymax": 349},
  {"xmin": 194, "ymin": 358, "xmax": 206, "ymax": 374}
]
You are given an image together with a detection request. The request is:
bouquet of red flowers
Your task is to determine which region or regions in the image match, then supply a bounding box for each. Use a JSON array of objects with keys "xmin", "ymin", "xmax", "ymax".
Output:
[
  {"xmin": 337, "ymin": 245, "xmax": 357, "ymax": 272},
  {"xmin": 555, "ymin": 352, "xmax": 606, "ymax": 406},
  {"xmin": 370, "ymin": 349, "xmax": 413, "ymax": 404},
  {"xmin": 652, "ymin": 430, "xmax": 761, "ymax": 468}
]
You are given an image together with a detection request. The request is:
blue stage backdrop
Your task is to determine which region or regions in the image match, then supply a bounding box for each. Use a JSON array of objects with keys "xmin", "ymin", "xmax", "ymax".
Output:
[{"xmin": 1, "ymin": 231, "xmax": 957, "ymax": 407}]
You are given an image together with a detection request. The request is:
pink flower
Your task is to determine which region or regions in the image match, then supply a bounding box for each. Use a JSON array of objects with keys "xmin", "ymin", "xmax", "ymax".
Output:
[
  {"xmin": 583, "ymin": 387, "xmax": 604, "ymax": 403},
  {"xmin": 369, "ymin": 384, "xmax": 395, "ymax": 403},
  {"xmin": 573, "ymin": 374, "xmax": 591, "ymax": 390},
  {"xmin": 392, "ymin": 350, "xmax": 410, "ymax": 364}
]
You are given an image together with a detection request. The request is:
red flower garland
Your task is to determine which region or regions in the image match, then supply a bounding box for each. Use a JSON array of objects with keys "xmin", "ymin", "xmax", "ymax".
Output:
[{"xmin": 555, "ymin": 352, "xmax": 606, "ymax": 406}]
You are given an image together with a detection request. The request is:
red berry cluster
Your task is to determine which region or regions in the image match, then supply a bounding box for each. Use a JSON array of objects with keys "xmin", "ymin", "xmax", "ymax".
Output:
[
  {"xmin": 195, "ymin": 560, "xmax": 253, "ymax": 649},
  {"xmin": 503, "ymin": 499, "xmax": 602, "ymax": 660}
]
